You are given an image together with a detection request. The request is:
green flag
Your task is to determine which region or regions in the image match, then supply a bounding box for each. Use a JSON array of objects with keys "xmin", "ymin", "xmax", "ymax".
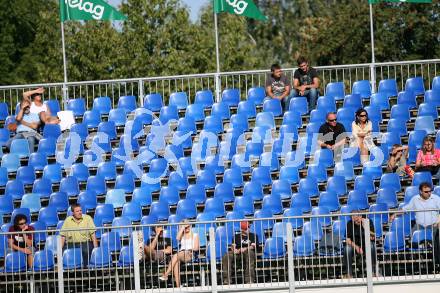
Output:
[
  {"xmin": 214, "ymin": 0, "xmax": 267, "ymax": 21},
  {"xmin": 369, "ymin": 0, "xmax": 431, "ymax": 3},
  {"xmin": 60, "ymin": 0, "xmax": 127, "ymax": 22}
]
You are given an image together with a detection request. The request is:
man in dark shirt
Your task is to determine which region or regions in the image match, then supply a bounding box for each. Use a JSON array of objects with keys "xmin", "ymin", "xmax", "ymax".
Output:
[
  {"xmin": 222, "ymin": 221, "xmax": 257, "ymax": 284},
  {"xmin": 343, "ymin": 212, "xmax": 378, "ymax": 278},
  {"xmin": 144, "ymin": 226, "xmax": 172, "ymax": 264},
  {"xmin": 265, "ymin": 64, "xmax": 292, "ymax": 112},
  {"xmin": 318, "ymin": 112, "xmax": 347, "ymax": 160},
  {"xmin": 293, "ymin": 56, "xmax": 320, "ymax": 110}
]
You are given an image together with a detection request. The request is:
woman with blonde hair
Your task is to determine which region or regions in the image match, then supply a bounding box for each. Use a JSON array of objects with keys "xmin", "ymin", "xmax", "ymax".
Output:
[
  {"xmin": 415, "ymin": 136, "xmax": 440, "ymax": 177},
  {"xmin": 159, "ymin": 221, "xmax": 199, "ymax": 287}
]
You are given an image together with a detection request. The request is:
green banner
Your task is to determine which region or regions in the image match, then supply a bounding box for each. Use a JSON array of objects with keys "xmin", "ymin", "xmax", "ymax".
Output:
[
  {"xmin": 369, "ymin": 0, "xmax": 432, "ymax": 3},
  {"xmin": 214, "ymin": 0, "xmax": 267, "ymax": 21},
  {"xmin": 60, "ymin": 0, "xmax": 127, "ymax": 22}
]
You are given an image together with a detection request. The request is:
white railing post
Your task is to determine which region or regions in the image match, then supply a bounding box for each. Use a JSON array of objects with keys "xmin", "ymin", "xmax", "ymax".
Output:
[
  {"xmin": 370, "ymin": 64, "xmax": 377, "ymax": 94},
  {"xmin": 286, "ymin": 222, "xmax": 296, "ymax": 293},
  {"xmin": 62, "ymin": 84, "xmax": 68, "ymax": 110},
  {"xmin": 209, "ymin": 227, "xmax": 218, "ymax": 293},
  {"xmin": 363, "ymin": 219, "xmax": 374, "ymax": 293},
  {"xmin": 132, "ymin": 231, "xmax": 141, "ymax": 293},
  {"xmin": 138, "ymin": 79, "xmax": 144, "ymax": 107},
  {"xmin": 56, "ymin": 235, "xmax": 64, "ymax": 293},
  {"xmin": 215, "ymin": 73, "xmax": 221, "ymax": 103}
]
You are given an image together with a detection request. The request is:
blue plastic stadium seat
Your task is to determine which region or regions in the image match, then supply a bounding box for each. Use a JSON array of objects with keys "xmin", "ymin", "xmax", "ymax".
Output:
[
  {"xmin": 263, "ymin": 99, "xmax": 283, "ymax": 117},
  {"xmin": 1, "ymin": 153, "xmax": 20, "ymax": 173},
  {"xmin": 223, "ymin": 167, "xmax": 243, "ymax": 188},
  {"xmin": 362, "ymin": 161, "xmax": 383, "ymax": 180},
  {"xmin": 43, "ymin": 100, "xmax": 60, "ymax": 116},
  {"xmin": 0, "ymin": 102, "xmax": 9, "ymax": 120},
  {"xmin": 176, "ymin": 199, "xmax": 197, "ymax": 220},
  {"xmin": 143, "ymin": 93, "xmax": 163, "ymax": 112},
  {"xmin": 347, "ymin": 190, "xmax": 369, "ymax": 210},
  {"xmin": 376, "ymin": 188, "xmax": 398, "ymax": 209},
  {"xmin": 98, "ymin": 121, "xmax": 117, "ymax": 140},
  {"xmin": 93, "ymin": 96, "xmax": 112, "ymax": 115},
  {"xmin": 378, "ymin": 79, "xmax": 398, "ymax": 98},
  {"xmin": 204, "ymin": 115, "xmax": 223, "ymax": 134},
  {"xmin": 114, "ymin": 174, "xmax": 135, "ymax": 194},
  {"xmin": 309, "ymin": 109, "xmax": 326, "ymax": 124},
  {"xmin": 352, "ymin": 80, "xmax": 372, "ymax": 99},
  {"xmin": 380, "ymin": 132, "xmax": 401, "ymax": 148},
  {"xmin": 237, "ymin": 101, "xmax": 257, "ymax": 120},
  {"xmin": 86, "ymin": 175, "xmax": 107, "ymax": 196},
  {"xmin": 412, "ymin": 171, "xmax": 432, "ymax": 186},
  {"xmin": 318, "ymin": 191, "xmax": 340, "ymax": 212},
  {"xmin": 33, "ymin": 249, "xmax": 54, "ymax": 271},
  {"xmin": 307, "ymin": 163, "xmax": 327, "ymax": 183},
  {"xmin": 293, "ymin": 235, "xmax": 315, "ymax": 257},
  {"xmin": 158, "ymin": 185, "xmax": 179, "ymax": 206},
  {"xmin": 38, "ymin": 205, "xmax": 60, "ymax": 227},
  {"xmin": 59, "ymin": 176, "xmax": 80, "ymax": 198},
  {"xmin": 251, "ymin": 166, "xmax": 272, "ymax": 186},
  {"xmin": 387, "ymin": 118, "xmax": 407, "ymax": 137},
  {"xmin": 108, "ymin": 108, "xmax": 127, "ymax": 127},
  {"xmin": 185, "ymin": 184, "xmax": 206, "ymax": 205},
  {"xmin": 222, "ymin": 88, "xmax": 240, "ymax": 107},
  {"xmin": 63, "ymin": 248, "xmax": 83, "ymax": 269},
  {"xmin": 0, "ymin": 128, "xmax": 10, "ymax": 147},
  {"xmin": 298, "ymin": 177, "xmax": 319, "ymax": 198},
  {"xmin": 424, "ymin": 89, "xmax": 440, "ymax": 107},
  {"xmin": 379, "ymin": 173, "xmax": 401, "ymax": 192},
  {"xmin": 316, "ymin": 96, "xmax": 336, "ymax": 114},
  {"xmin": 94, "ymin": 204, "xmax": 115, "ymax": 227},
  {"xmin": 408, "ymin": 130, "xmax": 428, "ymax": 150},
  {"xmin": 49, "ymin": 192, "xmax": 69, "ymax": 212},
  {"xmin": 78, "ymin": 190, "xmax": 98, "ymax": 211},
  {"xmin": 334, "ymin": 161, "xmax": 355, "ymax": 181},
  {"xmin": 263, "ymin": 237, "xmax": 285, "ymax": 259},
  {"xmin": 247, "ymin": 87, "xmax": 266, "ymax": 105},
  {"xmin": 302, "ymin": 220, "xmax": 323, "ymax": 241},
  {"xmin": 159, "ymin": 105, "xmax": 179, "ymax": 124},
  {"xmin": 70, "ymin": 122, "xmax": 88, "ymax": 142},
  {"xmin": 149, "ymin": 201, "xmax": 170, "ymax": 221},
  {"xmin": 343, "ymin": 94, "xmax": 362, "ymax": 109},
  {"xmin": 100, "ymin": 232, "xmax": 122, "ymax": 253},
  {"xmin": 289, "ymin": 97, "xmax": 308, "ymax": 115},
  {"xmin": 5, "ymin": 180, "xmax": 25, "ymax": 201},
  {"xmin": 194, "ymin": 90, "xmax": 214, "ymax": 108},
  {"xmin": 214, "ymin": 182, "xmax": 234, "ymax": 204},
  {"xmin": 32, "ymin": 178, "xmax": 53, "ymax": 198},
  {"xmin": 230, "ymin": 113, "xmax": 249, "ymax": 132},
  {"xmin": 70, "ymin": 163, "xmax": 89, "ymax": 182},
  {"xmin": 418, "ymin": 103, "xmax": 438, "ymax": 120},
  {"xmin": 10, "ymin": 139, "xmax": 30, "ymax": 158},
  {"xmin": 211, "ymin": 102, "xmax": 230, "ymax": 120},
  {"xmin": 262, "ymin": 194, "xmax": 283, "ymax": 215},
  {"xmin": 105, "ymin": 189, "xmax": 127, "ymax": 209},
  {"xmin": 365, "ymin": 105, "xmax": 382, "ymax": 123},
  {"xmin": 0, "ymin": 194, "xmax": 13, "ymax": 215},
  {"xmin": 415, "ymin": 116, "xmax": 435, "ymax": 134},
  {"xmin": 370, "ymin": 92, "xmax": 390, "ymax": 111},
  {"xmin": 282, "ymin": 110, "xmax": 302, "ymax": 128},
  {"xmin": 16, "ymin": 166, "xmax": 36, "ymax": 185},
  {"xmin": 117, "ymin": 246, "xmax": 134, "ymax": 267},
  {"xmin": 118, "ymin": 95, "xmax": 137, "ymax": 113},
  {"xmin": 203, "ymin": 197, "xmax": 225, "ymax": 218},
  {"xmin": 83, "ymin": 110, "xmax": 101, "ymax": 129},
  {"xmin": 354, "ymin": 174, "xmax": 375, "ymax": 194},
  {"xmin": 368, "ymin": 203, "xmax": 389, "ymax": 226},
  {"xmin": 185, "ymin": 103, "xmax": 205, "ymax": 122},
  {"xmin": 67, "ymin": 98, "xmax": 86, "ymax": 117},
  {"xmin": 169, "ymin": 92, "xmax": 188, "ymax": 110},
  {"xmin": 3, "ymin": 251, "xmax": 27, "ymax": 272},
  {"xmin": 405, "ymin": 76, "xmax": 425, "ymax": 96},
  {"xmin": 397, "ymin": 90, "xmax": 417, "ymax": 109},
  {"xmin": 383, "ymin": 231, "xmax": 406, "ymax": 252},
  {"xmin": 325, "ymin": 82, "xmax": 345, "ymax": 100},
  {"xmin": 206, "ymin": 235, "xmax": 228, "ymax": 261},
  {"xmin": 326, "ymin": 175, "xmax": 347, "ymax": 197},
  {"xmin": 390, "ymin": 104, "xmax": 410, "ymax": 121},
  {"xmin": 243, "ymin": 181, "xmax": 264, "ymax": 202},
  {"xmin": 313, "ymin": 148, "xmax": 334, "ymax": 168},
  {"xmin": 88, "ymin": 247, "xmax": 112, "ymax": 268}
]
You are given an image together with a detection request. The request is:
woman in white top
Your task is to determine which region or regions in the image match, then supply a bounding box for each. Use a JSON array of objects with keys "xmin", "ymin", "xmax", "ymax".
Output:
[
  {"xmin": 160, "ymin": 222, "xmax": 199, "ymax": 287},
  {"xmin": 350, "ymin": 108, "xmax": 373, "ymax": 164},
  {"xmin": 23, "ymin": 87, "xmax": 59, "ymax": 124}
]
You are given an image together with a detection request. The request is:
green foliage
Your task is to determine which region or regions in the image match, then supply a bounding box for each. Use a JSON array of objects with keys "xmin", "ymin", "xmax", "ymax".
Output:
[{"xmin": 1, "ymin": 0, "xmax": 440, "ymax": 85}]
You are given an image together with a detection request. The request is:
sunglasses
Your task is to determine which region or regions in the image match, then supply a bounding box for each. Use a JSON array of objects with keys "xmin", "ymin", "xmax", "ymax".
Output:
[
  {"xmin": 359, "ymin": 114, "xmax": 367, "ymax": 117},
  {"xmin": 18, "ymin": 222, "xmax": 26, "ymax": 226},
  {"xmin": 423, "ymin": 190, "xmax": 432, "ymax": 194},
  {"xmin": 328, "ymin": 119, "xmax": 337, "ymax": 122}
]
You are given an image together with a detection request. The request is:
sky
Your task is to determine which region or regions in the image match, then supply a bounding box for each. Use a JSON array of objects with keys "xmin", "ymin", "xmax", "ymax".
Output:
[{"xmin": 108, "ymin": 0, "xmax": 209, "ymax": 22}]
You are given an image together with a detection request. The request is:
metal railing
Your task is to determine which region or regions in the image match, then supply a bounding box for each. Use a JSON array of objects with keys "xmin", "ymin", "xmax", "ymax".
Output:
[
  {"xmin": 0, "ymin": 59, "xmax": 439, "ymax": 114},
  {"xmin": 0, "ymin": 210, "xmax": 439, "ymax": 293}
]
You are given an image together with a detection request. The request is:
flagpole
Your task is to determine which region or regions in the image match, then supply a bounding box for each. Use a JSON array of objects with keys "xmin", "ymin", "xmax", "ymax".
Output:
[
  {"xmin": 369, "ymin": 3, "xmax": 377, "ymax": 93},
  {"xmin": 214, "ymin": 10, "xmax": 221, "ymax": 103},
  {"xmin": 60, "ymin": 21, "xmax": 68, "ymax": 107}
]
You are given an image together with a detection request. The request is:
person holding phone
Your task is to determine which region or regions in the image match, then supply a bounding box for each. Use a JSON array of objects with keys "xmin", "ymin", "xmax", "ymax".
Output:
[
  {"xmin": 8, "ymin": 214, "xmax": 35, "ymax": 268},
  {"xmin": 160, "ymin": 222, "xmax": 199, "ymax": 287}
]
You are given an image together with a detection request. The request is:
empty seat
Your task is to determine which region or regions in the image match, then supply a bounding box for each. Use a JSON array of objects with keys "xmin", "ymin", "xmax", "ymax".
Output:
[
  {"xmin": 194, "ymin": 90, "xmax": 214, "ymax": 108},
  {"xmin": 326, "ymin": 175, "xmax": 347, "ymax": 197},
  {"xmin": 108, "ymin": 108, "xmax": 127, "ymax": 126},
  {"xmin": 10, "ymin": 139, "xmax": 30, "ymax": 158},
  {"xmin": 347, "ymin": 190, "xmax": 369, "ymax": 210},
  {"xmin": 118, "ymin": 95, "xmax": 137, "ymax": 113},
  {"xmin": 222, "ymin": 88, "xmax": 240, "ymax": 107},
  {"xmin": 20, "ymin": 193, "xmax": 41, "ymax": 213},
  {"xmin": 159, "ymin": 105, "xmax": 179, "ymax": 124},
  {"xmin": 376, "ymin": 188, "xmax": 398, "ymax": 209},
  {"xmin": 289, "ymin": 97, "xmax": 308, "ymax": 115},
  {"xmin": 16, "ymin": 166, "xmax": 36, "ymax": 185},
  {"xmin": 143, "ymin": 93, "xmax": 163, "ymax": 111},
  {"xmin": 405, "ymin": 76, "xmax": 425, "ymax": 96},
  {"xmin": 93, "ymin": 96, "xmax": 112, "ymax": 115},
  {"xmin": 397, "ymin": 90, "xmax": 417, "ymax": 109},
  {"xmin": 59, "ymin": 176, "xmax": 80, "ymax": 197},
  {"xmin": 316, "ymin": 96, "xmax": 336, "ymax": 114},
  {"xmin": 370, "ymin": 92, "xmax": 390, "ymax": 111},
  {"xmin": 247, "ymin": 87, "xmax": 266, "ymax": 105},
  {"xmin": 352, "ymin": 80, "xmax": 372, "ymax": 99},
  {"xmin": 387, "ymin": 118, "xmax": 407, "ymax": 137},
  {"xmin": 169, "ymin": 92, "xmax": 188, "ymax": 110},
  {"xmin": 325, "ymin": 82, "xmax": 345, "ymax": 101},
  {"xmin": 263, "ymin": 237, "xmax": 285, "ymax": 259},
  {"xmin": 263, "ymin": 99, "xmax": 283, "ymax": 117},
  {"xmin": 33, "ymin": 249, "xmax": 55, "ymax": 271},
  {"xmin": 63, "ymin": 248, "xmax": 83, "ymax": 269},
  {"xmin": 105, "ymin": 189, "xmax": 126, "ymax": 209},
  {"xmin": 378, "ymin": 79, "xmax": 398, "ymax": 98},
  {"xmin": 415, "ymin": 116, "xmax": 435, "ymax": 134},
  {"xmin": 32, "ymin": 178, "xmax": 53, "ymax": 198},
  {"xmin": 67, "ymin": 98, "xmax": 86, "ymax": 117}
]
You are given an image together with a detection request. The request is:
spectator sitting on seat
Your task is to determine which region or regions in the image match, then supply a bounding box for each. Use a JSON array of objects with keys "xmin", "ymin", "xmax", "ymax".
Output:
[
  {"xmin": 60, "ymin": 204, "xmax": 98, "ymax": 266},
  {"xmin": 265, "ymin": 63, "xmax": 292, "ymax": 112},
  {"xmin": 160, "ymin": 221, "xmax": 199, "ymax": 287},
  {"xmin": 351, "ymin": 108, "xmax": 374, "ymax": 164},
  {"xmin": 23, "ymin": 87, "xmax": 59, "ymax": 125},
  {"xmin": 386, "ymin": 144, "xmax": 409, "ymax": 175},
  {"xmin": 391, "ymin": 182, "xmax": 440, "ymax": 267},
  {"xmin": 8, "ymin": 214, "xmax": 35, "ymax": 268},
  {"xmin": 6, "ymin": 99, "xmax": 41, "ymax": 152},
  {"xmin": 292, "ymin": 56, "xmax": 320, "ymax": 110},
  {"xmin": 415, "ymin": 136, "xmax": 440, "ymax": 178},
  {"xmin": 144, "ymin": 225, "xmax": 172, "ymax": 264},
  {"xmin": 222, "ymin": 221, "xmax": 257, "ymax": 285},
  {"xmin": 318, "ymin": 112, "xmax": 347, "ymax": 160},
  {"xmin": 343, "ymin": 211, "xmax": 378, "ymax": 279}
]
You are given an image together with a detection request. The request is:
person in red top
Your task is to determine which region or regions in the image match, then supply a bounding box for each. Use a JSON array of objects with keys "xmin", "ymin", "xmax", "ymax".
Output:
[
  {"xmin": 8, "ymin": 214, "xmax": 35, "ymax": 267},
  {"xmin": 415, "ymin": 136, "xmax": 440, "ymax": 177}
]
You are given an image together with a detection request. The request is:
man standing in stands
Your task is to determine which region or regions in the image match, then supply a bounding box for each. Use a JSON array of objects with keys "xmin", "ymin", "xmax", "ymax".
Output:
[
  {"xmin": 317, "ymin": 112, "xmax": 347, "ymax": 160},
  {"xmin": 222, "ymin": 221, "xmax": 257, "ymax": 285},
  {"xmin": 343, "ymin": 211, "xmax": 378, "ymax": 278},
  {"xmin": 144, "ymin": 225, "xmax": 172, "ymax": 264},
  {"xmin": 60, "ymin": 204, "xmax": 98, "ymax": 266},
  {"xmin": 6, "ymin": 98, "xmax": 41, "ymax": 152},
  {"xmin": 392, "ymin": 182, "xmax": 440, "ymax": 268},
  {"xmin": 293, "ymin": 56, "xmax": 320, "ymax": 110},
  {"xmin": 266, "ymin": 64, "xmax": 292, "ymax": 112}
]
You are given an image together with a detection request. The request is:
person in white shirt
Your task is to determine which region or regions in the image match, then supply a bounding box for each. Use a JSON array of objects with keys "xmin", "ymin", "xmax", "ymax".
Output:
[
  {"xmin": 350, "ymin": 108, "xmax": 373, "ymax": 164},
  {"xmin": 160, "ymin": 222, "xmax": 199, "ymax": 287},
  {"xmin": 393, "ymin": 182, "xmax": 440, "ymax": 268},
  {"xmin": 23, "ymin": 87, "xmax": 59, "ymax": 125}
]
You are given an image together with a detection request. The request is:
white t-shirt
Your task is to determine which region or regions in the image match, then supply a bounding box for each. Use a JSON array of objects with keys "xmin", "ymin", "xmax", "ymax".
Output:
[{"xmin": 30, "ymin": 102, "xmax": 48, "ymax": 115}]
